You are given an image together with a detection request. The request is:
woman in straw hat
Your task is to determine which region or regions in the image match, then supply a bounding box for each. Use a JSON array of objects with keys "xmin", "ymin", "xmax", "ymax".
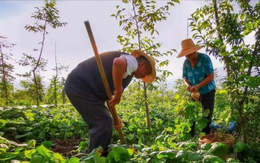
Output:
[
  {"xmin": 177, "ymin": 38, "xmax": 216, "ymax": 136},
  {"xmin": 65, "ymin": 50, "xmax": 156, "ymax": 156}
]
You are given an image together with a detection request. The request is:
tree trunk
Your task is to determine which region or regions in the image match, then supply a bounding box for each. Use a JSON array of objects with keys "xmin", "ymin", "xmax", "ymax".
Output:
[
  {"xmin": 213, "ymin": 0, "xmax": 231, "ymax": 77},
  {"xmin": 54, "ymin": 41, "xmax": 58, "ymax": 107},
  {"xmin": 33, "ymin": 70, "xmax": 39, "ymax": 107},
  {"xmin": 33, "ymin": 21, "xmax": 47, "ymax": 107},
  {"xmin": 62, "ymin": 77, "xmax": 66, "ymax": 104},
  {"xmin": 54, "ymin": 77, "xmax": 57, "ymax": 107},
  {"xmin": 0, "ymin": 45, "xmax": 9, "ymax": 106},
  {"xmin": 144, "ymin": 82, "xmax": 151, "ymax": 128},
  {"xmin": 132, "ymin": 1, "xmax": 151, "ymax": 127}
]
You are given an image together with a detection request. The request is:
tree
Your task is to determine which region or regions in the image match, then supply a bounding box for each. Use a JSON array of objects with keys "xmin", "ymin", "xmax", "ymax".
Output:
[
  {"xmin": 112, "ymin": 0, "xmax": 179, "ymax": 127},
  {"xmin": 189, "ymin": 0, "xmax": 260, "ymax": 142},
  {"xmin": 12, "ymin": 88, "xmax": 33, "ymax": 106},
  {"xmin": 24, "ymin": 0, "xmax": 67, "ymax": 106},
  {"xmin": 0, "ymin": 36, "xmax": 16, "ymax": 106},
  {"xmin": 17, "ymin": 54, "xmax": 47, "ymax": 105},
  {"xmin": 45, "ymin": 42, "xmax": 69, "ymax": 107},
  {"xmin": 61, "ymin": 77, "xmax": 67, "ymax": 104}
]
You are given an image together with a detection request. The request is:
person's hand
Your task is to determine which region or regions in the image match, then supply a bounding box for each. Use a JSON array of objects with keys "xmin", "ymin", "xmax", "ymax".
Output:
[
  {"xmin": 190, "ymin": 85, "xmax": 198, "ymax": 93},
  {"xmin": 186, "ymin": 85, "xmax": 192, "ymax": 92},
  {"xmin": 108, "ymin": 86, "xmax": 123, "ymax": 107},
  {"xmin": 191, "ymin": 92, "xmax": 200, "ymax": 102},
  {"xmin": 114, "ymin": 117, "xmax": 122, "ymax": 131}
]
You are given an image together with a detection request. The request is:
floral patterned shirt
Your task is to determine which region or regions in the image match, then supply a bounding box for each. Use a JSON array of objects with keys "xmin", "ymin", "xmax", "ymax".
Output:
[{"xmin": 182, "ymin": 53, "xmax": 216, "ymax": 95}]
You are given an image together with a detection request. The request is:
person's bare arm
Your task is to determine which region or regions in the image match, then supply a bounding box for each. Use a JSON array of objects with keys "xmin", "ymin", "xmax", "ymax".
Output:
[
  {"xmin": 184, "ymin": 78, "xmax": 192, "ymax": 92},
  {"xmin": 108, "ymin": 57, "xmax": 127, "ymax": 107}
]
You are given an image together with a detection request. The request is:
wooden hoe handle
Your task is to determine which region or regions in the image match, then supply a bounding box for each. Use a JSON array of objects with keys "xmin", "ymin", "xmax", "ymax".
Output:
[{"xmin": 84, "ymin": 21, "xmax": 125, "ymax": 144}]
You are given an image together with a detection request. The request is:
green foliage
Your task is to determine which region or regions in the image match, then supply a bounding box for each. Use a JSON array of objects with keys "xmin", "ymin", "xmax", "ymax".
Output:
[
  {"xmin": 0, "ymin": 136, "xmax": 29, "ymax": 162},
  {"xmin": 112, "ymin": 0, "xmax": 179, "ymax": 82},
  {"xmin": 49, "ymin": 43, "xmax": 69, "ymax": 107},
  {"xmin": 77, "ymin": 141, "xmax": 88, "ymax": 153},
  {"xmin": 45, "ymin": 77, "xmax": 67, "ymax": 105},
  {"xmin": 20, "ymin": 0, "xmax": 67, "ymax": 107},
  {"xmin": 0, "ymin": 83, "xmax": 253, "ymax": 162},
  {"xmin": 201, "ymin": 143, "xmax": 212, "ymax": 151},
  {"xmin": 12, "ymin": 87, "xmax": 35, "ymax": 106},
  {"xmin": 233, "ymin": 140, "xmax": 248, "ymax": 154},
  {"xmin": 17, "ymin": 52, "xmax": 48, "ymax": 106},
  {"xmin": 80, "ymin": 146, "xmax": 105, "ymax": 163},
  {"xmin": 202, "ymin": 155, "xmax": 225, "ymax": 163},
  {"xmin": 107, "ymin": 146, "xmax": 134, "ymax": 162},
  {"xmin": 214, "ymin": 89, "xmax": 231, "ymax": 121},
  {"xmin": 0, "ymin": 1, "xmax": 69, "ymax": 108},
  {"xmin": 0, "ymin": 36, "xmax": 16, "ymax": 106},
  {"xmin": 2, "ymin": 65, "xmax": 257, "ymax": 162},
  {"xmin": 0, "ymin": 106, "xmax": 87, "ymax": 142},
  {"xmin": 207, "ymin": 142, "xmax": 229, "ymax": 158},
  {"xmin": 1, "ymin": 1, "xmax": 259, "ymax": 162},
  {"xmin": 24, "ymin": 0, "xmax": 67, "ymax": 33},
  {"xmin": 189, "ymin": 0, "xmax": 260, "ymax": 146},
  {"xmin": 13, "ymin": 75, "xmax": 46, "ymax": 105},
  {"xmin": 112, "ymin": 0, "xmax": 179, "ymax": 128}
]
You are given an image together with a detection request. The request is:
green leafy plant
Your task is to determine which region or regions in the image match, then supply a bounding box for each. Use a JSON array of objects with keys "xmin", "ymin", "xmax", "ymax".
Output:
[
  {"xmin": 189, "ymin": 0, "xmax": 260, "ymax": 145},
  {"xmin": 18, "ymin": 0, "xmax": 67, "ymax": 106}
]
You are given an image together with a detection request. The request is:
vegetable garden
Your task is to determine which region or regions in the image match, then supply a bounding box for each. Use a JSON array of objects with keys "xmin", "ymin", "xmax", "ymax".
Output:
[
  {"xmin": 0, "ymin": 0, "xmax": 259, "ymax": 162},
  {"xmin": 0, "ymin": 82, "xmax": 259, "ymax": 162}
]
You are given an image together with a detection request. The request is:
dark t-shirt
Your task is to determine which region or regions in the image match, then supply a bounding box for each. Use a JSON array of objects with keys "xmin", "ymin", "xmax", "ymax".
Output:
[{"xmin": 66, "ymin": 51, "xmax": 134, "ymax": 101}]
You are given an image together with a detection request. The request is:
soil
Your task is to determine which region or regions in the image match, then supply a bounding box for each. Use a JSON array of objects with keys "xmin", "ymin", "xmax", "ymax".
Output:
[{"xmin": 51, "ymin": 137, "xmax": 83, "ymax": 158}]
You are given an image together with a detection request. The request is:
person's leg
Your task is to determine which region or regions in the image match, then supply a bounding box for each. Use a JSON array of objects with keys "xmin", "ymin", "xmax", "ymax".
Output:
[
  {"xmin": 65, "ymin": 85, "xmax": 113, "ymax": 155},
  {"xmin": 200, "ymin": 89, "xmax": 216, "ymax": 134}
]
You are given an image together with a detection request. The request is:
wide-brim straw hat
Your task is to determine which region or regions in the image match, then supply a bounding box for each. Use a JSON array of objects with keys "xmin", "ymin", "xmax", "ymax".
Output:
[
  {"xmin": 177, "ymin": 38, "xmax": 202, "ymax": 58},
  {"xmin": 131, "ymin": 50, "xmax": 156, "ymax": 84}
]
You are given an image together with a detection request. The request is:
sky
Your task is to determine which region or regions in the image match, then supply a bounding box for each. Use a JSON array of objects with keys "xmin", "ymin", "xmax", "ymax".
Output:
[{"xmin": 0, "ymin": 0, "xmax": 226, "ymax": 89}]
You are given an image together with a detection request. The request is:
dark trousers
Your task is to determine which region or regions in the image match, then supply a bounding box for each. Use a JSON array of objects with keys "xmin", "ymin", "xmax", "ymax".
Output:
[
  {"xmin": 65, "ymin": 79, "xmax": 113, "ymax": 155},
  {"xmin": 190, "ymin": 89, "xmax": 216, "ymax": 136}
]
